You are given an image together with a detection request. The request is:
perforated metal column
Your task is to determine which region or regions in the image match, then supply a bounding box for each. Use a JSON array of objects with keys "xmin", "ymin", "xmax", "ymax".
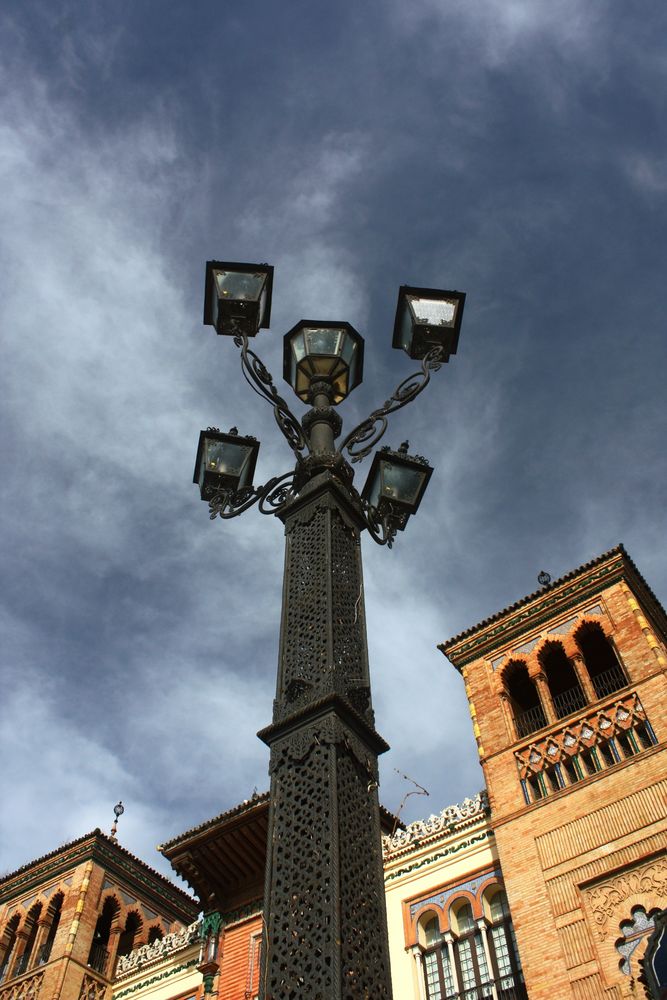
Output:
[{"xmin": 258, "ymin": 474, "xmax": 394, "ymax": 1000}]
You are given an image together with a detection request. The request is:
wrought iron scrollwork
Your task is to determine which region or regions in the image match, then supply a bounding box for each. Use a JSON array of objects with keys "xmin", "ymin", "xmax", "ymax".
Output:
[
  {"xmin": 208, "ymin": 470, "xmax": 297, "ymax": 520},
  {"xmin": 233, "ymin": 332, "xmax": 308, "ymax": 458},
  {"xmin": 360, "ymin": 497, "xmax": 406, "ymax": 549},
  {"xmin": 339, "ymin": 346, "xmax": 444, "ymax": 463}
]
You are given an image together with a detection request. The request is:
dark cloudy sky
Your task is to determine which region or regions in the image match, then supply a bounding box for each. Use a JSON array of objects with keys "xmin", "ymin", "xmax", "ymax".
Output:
[{"xmin": 2, "ymin": 0, "xmax": 666, "ymax": 885}]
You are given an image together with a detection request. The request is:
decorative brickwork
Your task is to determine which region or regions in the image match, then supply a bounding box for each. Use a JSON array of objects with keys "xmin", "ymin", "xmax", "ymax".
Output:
[
  {"xmin": 441, "ymin": 547, "xmax": 667, "ymax": 1000},
  {"xmin": 0, "ymin": 972, "xmax": 43, "ymax": 1000}
]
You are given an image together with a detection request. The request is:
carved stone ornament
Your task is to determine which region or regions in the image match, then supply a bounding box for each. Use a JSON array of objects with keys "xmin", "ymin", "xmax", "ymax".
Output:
[
  {"xmin": 114, "ymin": 921, "xmax": 200, "ymax": 978},
  {"xmin": 583, "ymin": 856, "xmax": 667, "ymax": 940},
  {"xmin": 382, "ymin": 791, "xmax": 489, "ymax": 854}
]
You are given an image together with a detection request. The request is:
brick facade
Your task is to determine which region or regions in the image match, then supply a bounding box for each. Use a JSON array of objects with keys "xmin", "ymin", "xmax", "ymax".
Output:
[{"xmin": 441, "ymin": 546, "xmax": 667, "ymax": 999}]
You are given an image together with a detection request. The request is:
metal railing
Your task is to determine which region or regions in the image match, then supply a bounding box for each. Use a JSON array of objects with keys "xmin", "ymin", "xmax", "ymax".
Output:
[
  {"xmin": 591, "ymin": 665, "xmax": 627, "ymax": 699},
  {"xmin": 552, "ymin": 684, "xmax": 587, "ymax": 719},
  {"xmin": 514, "ymin": 704, "xmax": 547, "ymax": 738},
  {"xmin": 87, "ymin": 944, "xmax": 109, "ymax": 976}
]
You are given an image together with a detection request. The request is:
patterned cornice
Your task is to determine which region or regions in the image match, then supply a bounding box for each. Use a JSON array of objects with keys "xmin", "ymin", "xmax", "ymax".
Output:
[
  {"xmin": 112, "ymin": 959, "xmax": 199, "ymax": 1000},
  {"xmin": 441, "ymin": 552, "xmax": 625, "ymax": 669},
  {"xmin": 383, "ymin": 831, "xmax": 494, "ymax": 884}
]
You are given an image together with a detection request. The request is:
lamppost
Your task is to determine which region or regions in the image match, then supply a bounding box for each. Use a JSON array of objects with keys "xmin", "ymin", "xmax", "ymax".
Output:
[{"xmin": 194, "ymin": 261, "xmax": 465, "ymax": 999}]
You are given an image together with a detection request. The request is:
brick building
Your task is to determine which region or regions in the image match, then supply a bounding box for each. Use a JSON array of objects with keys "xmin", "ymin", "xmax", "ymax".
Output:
[
  {"xmin": 0, "ymin": 545, "xmax": 664, "ymax": 1000},
  {"xmin": 440, "ymin": 545, "xmax": 667, "ymax": 999}
]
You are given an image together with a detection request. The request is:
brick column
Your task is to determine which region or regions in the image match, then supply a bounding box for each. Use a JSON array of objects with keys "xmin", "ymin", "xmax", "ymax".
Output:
[
  {"xmin": 534, "ymin": 672, "xmax": 556, "ymax": 725},
  {"xmin": 572, "ymin": 654, "xmax": 596, "ymax": 702}
]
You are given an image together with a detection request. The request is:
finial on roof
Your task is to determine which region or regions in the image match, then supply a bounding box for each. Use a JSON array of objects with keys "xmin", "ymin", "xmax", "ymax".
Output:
[
  {"xmin": 398, "ymin": 440, "xmax": 409, "ymax": 454},
  {"xmin": 110, "ymin": 800, "xmax": 124, "ymax": 840},
  {"xmin": 538, "ymin": 570, "xmax": 552, "ymax": 587}
]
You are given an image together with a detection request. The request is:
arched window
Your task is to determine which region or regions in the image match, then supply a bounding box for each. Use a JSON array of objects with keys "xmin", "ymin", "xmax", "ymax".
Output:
[
  {"xmin": 15, "ymin": 903, "xmax": 42, "ymax": 976},
  {"xmin": 486, "ymin": 890, "xmax": 525, "ymax": 996},
  {"xmin": 615, "ymin": 905, "xmax": 661, "ymax": 977},
  {"xmin": 503, "ymin": 661, "xmax": 547, "ymax": 738},
  {"xmin": 419, "ymin": 892, "xmax": 526, "ymax": 999},
  {"xmin": 0, "ymin": 914, "xmax": 20, "ymax": 982},
  {"xmin": 538, "ymin": 641, "xmax": 586, "ymax": 719},
  {"xmin": 38, "ymin": 893, "xmax": 63, "ymax": 965},
  {"xmin": 116, "ymin": 912, "xmax": 142, "ymax": 960},
  {"xmin": 452, "ymin": 901, "xmax": 491, "ymax": 998},
  {"xmin": 420, "ymin": 915, "xmax": 455, "ymax": 1000},
  {"xmin": 575, "ymin": 622, "xmax": 627, "ymax": 699},
  {"xmin": 88, "ymin": 897, "xmax": 118, "ymax": 976}
]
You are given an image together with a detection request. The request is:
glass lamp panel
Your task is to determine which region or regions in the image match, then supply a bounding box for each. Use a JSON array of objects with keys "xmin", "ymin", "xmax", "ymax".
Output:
[
  {"xmin": 380, "ymin": 462, "xmax": 425, "ymax": 506},
  {"xmin": 214, "ymin": 269, "xmax": 266, "ymax": 303},
  {"xmin": 408, "ymin": 294, "xmax": 457, "ymax": 327},
  {"xmin": 398, "ymin": 301, "xmax": 414, "ymax": 352},
  {"xmin": 203, "ymin": 440, "xmax": 253, "ymax": 487},
  {"xmin": 304, "ymin": 327, "xmax": 343, "ymax": 357}
]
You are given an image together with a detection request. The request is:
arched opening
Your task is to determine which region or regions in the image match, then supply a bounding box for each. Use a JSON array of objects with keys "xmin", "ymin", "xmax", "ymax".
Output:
[
  {"xmin": 15, "ymin": 903, "xmax": 42, "ymax": 976},
  {"xmin": 483, "ymin": 888, "xmax": 525, "ymax": 994},
  {"xmin": 87, "ymin": 897, "xmax": 118, "ymax": 976},
  {"xmin": 418, "ymin": 913, "xmax": 453, "ymax": 1000},
  {"xmin": 575, "ymin": 622, "xmax": 627, "ymax": 699},
  {"xmin": 503, "ymin": 660, "xmax": 547, "ymax": 738},
  {"xmin": 147, "ymin": 927, "xmax": 163, "ymax": 946},
  {"xmin": 538, "ymin": 641, "xmax": 586, "ymax": 719},
  {"xmin": 38, "ymin": 893, "xmax": 63, "ymax": 965},
  {"xmin": 116, "ymin": 912, "xmax": 142, "ymax": 961},
  {"xmin": 450, "ymin": 900, "xmax": 491, "ymax": 995},
  {"xmin": 0, "ymin": 914, "xmax": 20, "ymax": 982}
]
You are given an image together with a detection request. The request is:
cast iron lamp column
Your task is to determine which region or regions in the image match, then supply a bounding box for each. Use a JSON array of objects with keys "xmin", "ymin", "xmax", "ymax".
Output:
[{"xmin": 195, "ymin": 262, "xmax": 465, "ymax": 999}]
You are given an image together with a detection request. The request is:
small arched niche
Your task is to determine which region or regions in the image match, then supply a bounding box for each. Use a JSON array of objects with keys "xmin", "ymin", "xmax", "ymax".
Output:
[
  {"xmin": 537, "ymin": 640, "xmax": 586, "ymax": 719},
  {"xmin": 575, "ymin": 621, "xmax": 626, "ymax": 699},
  {"xmin": 502, "ymin": 660, "xmax": 547, "ymax": 738}
]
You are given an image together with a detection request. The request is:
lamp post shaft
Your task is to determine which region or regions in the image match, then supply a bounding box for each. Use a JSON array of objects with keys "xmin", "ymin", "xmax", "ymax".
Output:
[{"xmin": 257, "ymin": 470, "xmax": 394, "ymax": 999}]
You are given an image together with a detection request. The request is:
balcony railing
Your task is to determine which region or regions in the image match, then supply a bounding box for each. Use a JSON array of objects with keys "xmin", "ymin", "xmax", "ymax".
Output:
[
  {"xmin": 552, "ymin": 684, "xmax": 587, "ymax": 719},
  {"xmin": 87, "ymin": 944, "xmax": 109, "ymax": 976},
  {"xmin": 514, "ymin": 704, "xmax": 547, "ymax": 738},
  {"xmin": 591, "ymin": 665, "xmax": 627, "ymax": 699}
]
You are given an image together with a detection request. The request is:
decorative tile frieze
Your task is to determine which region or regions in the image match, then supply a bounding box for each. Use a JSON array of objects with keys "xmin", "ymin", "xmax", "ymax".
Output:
[
  {"xmin": 548, "ymin": 615, "xmax": 579, "ymax": 636},
  {"xmin": 409, "ymin": 868, "xmax": 501, "ymax": 920},
  {"xmin": 513, "ymin": 637, "xmax": 541, "ymax": 655},
  {"xmin": 490, "ymin": 654, "xmax": 506, "ymax": 672},
  {"xmin": 515, "ymin": 693, "xmax": 646, "ymax": 778}
]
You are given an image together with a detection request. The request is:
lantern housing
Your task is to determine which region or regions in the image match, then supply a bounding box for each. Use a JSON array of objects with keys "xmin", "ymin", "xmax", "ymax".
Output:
[
  {"xmin": 283, "ymin": 320, "xmax": 364, "ymax": 404},
  {"xmin": 361, "ymin": 444, "xmax": 433, "ymax": 532},
  {"xmin": 392, "ymin": 285, "xmax": 465, "ymax": 361},
  {"xmin": 203, "ymin": 261, "xmax": 274, "ymax": 337},
  {"xmin": 193, "ymin": 429, "xmax": 260, "ymax": 501}
]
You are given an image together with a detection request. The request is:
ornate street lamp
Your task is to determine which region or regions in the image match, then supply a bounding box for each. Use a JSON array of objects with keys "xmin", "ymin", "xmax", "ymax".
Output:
[
  {"xmin": 361, "ymin": 442, "xmax": 433, "ymax": 547},
  {"xmin": 393, "ymin": 284, "xmax": 465, "ymax": 361},
  {"xmin": 283, "ymin": 320, "xmax": 364, "ymax": 404},
  {"xmin": 194, "ymin": 259, "xmax": 466, "ymax": 999},
  {"xmin": 193, "ymin": 428, "xmax": 260, "ymax": 502},
  {"xmin": 203, "ymin": 260, "xmax": 274, "ymax": 337}
]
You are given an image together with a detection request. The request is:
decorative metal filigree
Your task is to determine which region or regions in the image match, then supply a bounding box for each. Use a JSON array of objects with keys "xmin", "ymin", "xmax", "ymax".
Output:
[
  {"xmin": 339, "ymin": 345, "xmax": 444, "ymax": 463},
  {"xmin": 361, "ymin": 496, "xmax": 407, "ymax": 548},
  {"xmin": 208, "ymin": 470, "xmax": 297, "ymax": 520},
  {"xmin": 233, "ymin": 332, "xmax": 308, "ymax": 458}
]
